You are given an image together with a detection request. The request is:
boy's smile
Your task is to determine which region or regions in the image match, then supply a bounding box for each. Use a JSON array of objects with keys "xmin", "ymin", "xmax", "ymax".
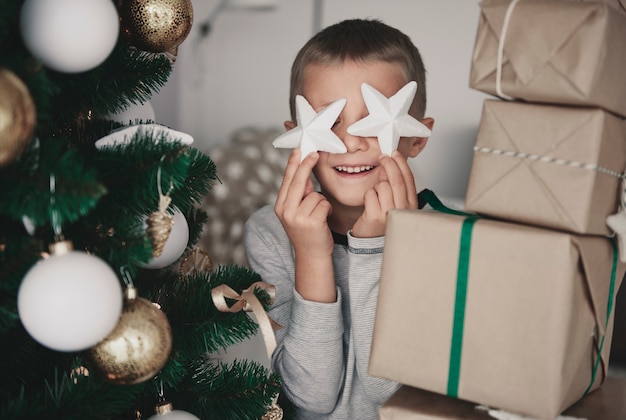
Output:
[{"xmin": 334, "ymin": 165, "xmax": 375, "ymax": 174}]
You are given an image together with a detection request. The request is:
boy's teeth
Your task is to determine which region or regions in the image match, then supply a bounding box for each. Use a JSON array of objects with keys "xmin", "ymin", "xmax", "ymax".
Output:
[{"xmin": 335, "ymin": 165, "xmax": 373, "ymax": 173}]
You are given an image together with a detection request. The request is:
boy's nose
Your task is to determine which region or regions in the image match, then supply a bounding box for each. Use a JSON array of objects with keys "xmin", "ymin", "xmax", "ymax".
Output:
[
  {"xmin": 340, "ymin": 130, "xmax": 368, "ymax": 153},
  {"xmin": 337, "ymin": 108, "xmax": 370, "ymax": 153}
]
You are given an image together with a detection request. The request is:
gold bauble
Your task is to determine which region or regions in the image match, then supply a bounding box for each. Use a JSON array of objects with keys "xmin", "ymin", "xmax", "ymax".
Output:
[
  {"xmin": 146, "ymin": 210, "xmax": 173, "ymax": 257},
  {"xmin": 117, "ymin": 0, "xmax": 193, "ymax": 53},
  {"xmin": 0, "ymin": 68, "xmax": 36, "ymax": 167},
  {"xmin": 262, "ymin": 403, "xmax": 283, "ymax": 420},
  {"xmin": 89, "ymin": 287, "xmax": 172, "ymax": 385},
  {"xmin": 178, "ymin": 247, "xmax": 213, "ymax": 278}
]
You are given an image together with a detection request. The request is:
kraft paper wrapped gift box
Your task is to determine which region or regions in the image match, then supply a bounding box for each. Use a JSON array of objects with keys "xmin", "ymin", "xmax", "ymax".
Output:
[
  {"xmin": 464, "ymin": 99, "xmax": 626, "ymax": 236},
  {"xmin": 469, "ymin": 0, "xmax": 626, "ymax": 118},
  {"xmin": 379, "ymin": 376, "xmax": 626, "ymax": 420},
  {"xmin": 369, "ymin": 209, "xmax": 624, "ymax": 420}
]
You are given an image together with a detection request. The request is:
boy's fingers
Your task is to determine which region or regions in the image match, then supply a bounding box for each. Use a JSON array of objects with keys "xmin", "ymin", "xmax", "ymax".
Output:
[
  {"xmin": 304, "ymin": 176, "xmax": 315, "ymax": 196},
  {"xmin": 288, "ymin": 152, "xmax": 318, "ymax": 197},
  {"xmin": 276, "ymin": 150, "xmax": 318, "ymax": 209},
  {"xmin": 373, "ymin": 181, "xmax": 393, "ymax": 213},
  {"xmin": 392, "ymin": 151, "xmax": 418, "ymax": 208},
  {"xmin": 276, "ymin": 149, "xmax": 301, "ymax": 202},
  {"xmin": 378, "ymin": 154, "xmax": 408, "ymax": 208},
  {"xmin": 375, "ymin": 154, "xmax": 418, "ymax": 209}
]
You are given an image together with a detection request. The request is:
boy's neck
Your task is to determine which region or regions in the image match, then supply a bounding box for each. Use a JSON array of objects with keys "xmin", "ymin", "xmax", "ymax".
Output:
[{"xmin": 327, "ymin": 205, "xmax": 363, "ymax": 236}]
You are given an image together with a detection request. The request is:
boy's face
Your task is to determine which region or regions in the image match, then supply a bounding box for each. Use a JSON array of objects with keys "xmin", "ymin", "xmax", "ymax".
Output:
[{"xmin": 290, "ymin": 59, "xmax": 432, "ymax": 209}]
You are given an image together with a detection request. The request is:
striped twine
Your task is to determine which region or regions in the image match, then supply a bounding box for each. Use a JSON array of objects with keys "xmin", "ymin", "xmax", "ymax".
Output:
[{"xmin": 473, "ymin": 146, "xmax": 626, "ymax": 180}]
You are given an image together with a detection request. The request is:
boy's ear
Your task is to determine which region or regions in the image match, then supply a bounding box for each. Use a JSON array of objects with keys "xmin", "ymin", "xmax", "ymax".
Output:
[
  {"xmin": 406, "ymin": 117, "xmax": 434, "ymax": 158},
  {"xmin": 284, "ymin": 120, "xmax": 296, "ymax": 131}
]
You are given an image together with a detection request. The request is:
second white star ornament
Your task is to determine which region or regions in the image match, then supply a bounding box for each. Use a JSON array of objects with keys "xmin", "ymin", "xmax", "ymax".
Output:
[
  {"xmin": 347, "ymin": 81, "xmax": 432, "ymax": 156},
  {"xmin": 272, "ymin": 95, "xmax": 347, "ymax": 162}
]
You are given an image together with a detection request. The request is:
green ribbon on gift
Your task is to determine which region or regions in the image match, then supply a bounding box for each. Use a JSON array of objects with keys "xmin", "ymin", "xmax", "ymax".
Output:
[
  {"xmin": 583, "ymin": 238, "xmax": 618, "ymax": 396},
  {"xmin": 419, "ymin": 189, "xmax": 479, "ymax": 397},
  {"xmin": 447, "ymin": 216, "xmax": 479, "ymax": 397},
  {"xmin": 419, "ymin": 189, "xmax": 474, "ymax": 217}
]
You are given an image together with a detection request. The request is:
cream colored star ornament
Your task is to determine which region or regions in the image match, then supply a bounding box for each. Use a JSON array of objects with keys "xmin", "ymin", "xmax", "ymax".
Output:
[
  {"xmin": 272, "ymin": 95, "xmax": 347, "ymax": 162},
  {"xmin": 347, "ymin": 81, "xmax": 432, "ymax": 156}
]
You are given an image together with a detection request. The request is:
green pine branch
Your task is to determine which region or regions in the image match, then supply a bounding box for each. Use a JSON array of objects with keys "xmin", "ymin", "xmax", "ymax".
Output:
[
  {"xmin": 0, "ymin": 139, "xmax": 106, "ymax": 229},
  {"xmin": 0, "ymin": 355, "xmax": 144, "ymax": 420},
  {"xmin": 174, "ymin": 358, "xmax": 282, "ymax": 420},
  {"xmin": 187, "ymin": 207, "xmax": 209, "ymax": 250},
  {"xmin": 93, "ymin": 134, "xmax": 215, "ymax": 216},
  {"xmin": 41, "ymin": 40, "xmax": 172, "ymax": 130}
]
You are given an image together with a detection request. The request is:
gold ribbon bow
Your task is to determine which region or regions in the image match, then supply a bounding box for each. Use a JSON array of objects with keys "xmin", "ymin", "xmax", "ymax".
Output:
[{"xmin": 211, "ymin": 281, "xmax": 279, "ymax": 359}]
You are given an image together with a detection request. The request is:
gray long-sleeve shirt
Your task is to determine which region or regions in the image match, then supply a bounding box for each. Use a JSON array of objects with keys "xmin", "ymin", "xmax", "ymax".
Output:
[{"xmin": 244, "ymin": 205, "xmax": 400, "ymax": 419}]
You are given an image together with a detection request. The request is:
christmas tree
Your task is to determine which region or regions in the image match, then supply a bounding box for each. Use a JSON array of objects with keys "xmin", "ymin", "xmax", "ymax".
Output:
[{"xmin": 0, "ymin": 0, "xmax": 286, "ymax": 418}]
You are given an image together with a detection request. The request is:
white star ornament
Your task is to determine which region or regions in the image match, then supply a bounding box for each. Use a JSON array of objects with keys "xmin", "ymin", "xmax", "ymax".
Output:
[
  {"xmin": 347, "ymin": 81, "xmax": 432, "ymax": 156},
  {"xmin": 272, "ymin": 95, "xmax": 347, "ymax": 162}
]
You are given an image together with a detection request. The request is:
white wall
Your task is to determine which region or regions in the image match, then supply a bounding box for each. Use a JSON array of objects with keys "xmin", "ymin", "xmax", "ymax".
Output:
[{"xmin": 152, "ymin": 0, "xmax": 489, "ymax": 200}]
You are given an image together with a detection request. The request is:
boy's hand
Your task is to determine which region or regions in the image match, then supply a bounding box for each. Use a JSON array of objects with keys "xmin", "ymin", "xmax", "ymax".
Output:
[
  {"xmin": 275, "ymin": 149, "xmax": 337, "ymax": 303},
  {"xmin": 274, "ymin": 149, "xmax": 334, "ymax": 258},
  {"xmin": 352, "ymin": 150, "xmax": 418, "ymax": 238}
]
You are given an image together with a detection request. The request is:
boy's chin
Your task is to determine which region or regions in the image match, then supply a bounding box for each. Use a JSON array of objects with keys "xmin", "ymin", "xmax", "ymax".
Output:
[
  {"xmin": 333, "ymin": 195, "xmax": 367, "ymax": 209},
  {"xmin": 321, "ymin": 188, "xmax": 368, "ymax": 209}
]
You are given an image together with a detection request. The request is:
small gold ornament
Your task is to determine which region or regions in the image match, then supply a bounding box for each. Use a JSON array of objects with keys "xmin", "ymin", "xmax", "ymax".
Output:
[
  {"xmin": 261, "ymin": 402, "xmax": 283, "ymax": 420},
  {"xmin": 0, "ymin": 68, "xmax": 36, "ymax": 167},
  {"xmin": 117, "ymin": 0, "xmax": 194, "ymax": 53},
  {"xmin": 147, "ymin": 194, "xmax": 174, "ymax": 257},
  {"xmin": 89, "ymin": 286, "xmax": 172, "ymax": 384}
]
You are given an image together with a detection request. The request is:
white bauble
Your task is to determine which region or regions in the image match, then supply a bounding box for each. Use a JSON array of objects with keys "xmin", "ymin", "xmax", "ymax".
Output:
[
  {"xmin": 20, "ymin": 0, "xmax": 119, "ymax": 73},
  {"xmin": 18, "ymin": 244, "xmax": 123, "ymax": 352},
  {"xmin": 142, "ymin": 209, "xmax": 189, "ymax": 269},
  {"xmin": 147, "ymin": 410, "xmax": 199, "ymax": 420},
  {"xmin": 147, "ymin": 402, "xmax": 200, "ymax": 419}
]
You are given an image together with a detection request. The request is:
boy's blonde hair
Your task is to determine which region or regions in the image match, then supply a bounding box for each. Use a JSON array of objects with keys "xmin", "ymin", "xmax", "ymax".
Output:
[{"xmin": 289, "ymin": 19, "xmax": 427, "ymax": 121}]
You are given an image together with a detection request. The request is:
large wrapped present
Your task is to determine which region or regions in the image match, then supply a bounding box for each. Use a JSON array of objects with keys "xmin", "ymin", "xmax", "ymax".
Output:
[
  {"xmin": 464, "ymin": 100, "xmax": 626, "ymax": 236},
  {"xmin": 379, "ymin": 376, "xmax": 626, "ymax": 420},
  {"xmin": 369, "ymin": 208, "xmax": 624, "ymax": 419},
  {"xmin": 469, "ymin": 0, "xmax": 626, "ymax": 118}
]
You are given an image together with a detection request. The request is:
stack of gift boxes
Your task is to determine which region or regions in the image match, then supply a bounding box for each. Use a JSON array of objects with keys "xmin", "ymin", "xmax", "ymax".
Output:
[{"xmin": 370, "ymin": 0, "xmax": 626, "ymax": 418}]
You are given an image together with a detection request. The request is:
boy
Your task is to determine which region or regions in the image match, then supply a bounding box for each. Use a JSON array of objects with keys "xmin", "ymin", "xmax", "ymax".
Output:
[{"xmin": 244, "ymin": 19, "xmax": 434, "ymax": 419}]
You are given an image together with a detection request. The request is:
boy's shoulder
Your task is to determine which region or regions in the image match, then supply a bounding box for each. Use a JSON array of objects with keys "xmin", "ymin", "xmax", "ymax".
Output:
[
  {"xmin": 246, "ymin": 204, "xmax": 281, "ymax": 232},
  {"xmin": 244, "ymin": 204, "xmax": 292, "ymax": 251},
  {"xmin": 247, "ymin": 203, "xmax": 275, "ymax": 220}
]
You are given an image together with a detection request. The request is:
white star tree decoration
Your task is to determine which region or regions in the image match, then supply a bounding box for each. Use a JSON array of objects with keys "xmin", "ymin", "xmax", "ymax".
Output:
[
  {"xmin": 273, "ymin": 95, "xmax": 347, "ymax": 162},
  {"xmin": 347, "ymin": 81, "xmax": 432, "ymax": 156},
  {"xmin": 607, "ymin": 178, "xmax": 626, "ymax": 262}
]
